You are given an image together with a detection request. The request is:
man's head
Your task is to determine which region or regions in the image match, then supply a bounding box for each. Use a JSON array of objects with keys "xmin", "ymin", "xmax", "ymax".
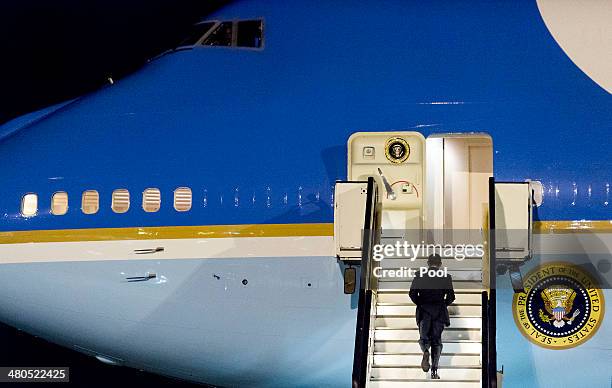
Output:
[{"xmin": 427, "ymin": 253, "xmax": 442, "ymax": 269}]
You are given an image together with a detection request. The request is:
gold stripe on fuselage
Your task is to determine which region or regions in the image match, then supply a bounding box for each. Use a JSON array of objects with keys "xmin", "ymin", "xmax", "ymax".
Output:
[
  {"xmin": 0, "ymin": 223, "xmax": 334, "ymax": 244},
  {"xmin": 534, "ymin": 220, "xmax": 612, "ymax": 233},
  {"xmin": 0, "ymin": 220, "xmax": 610, "ymax": 244}
]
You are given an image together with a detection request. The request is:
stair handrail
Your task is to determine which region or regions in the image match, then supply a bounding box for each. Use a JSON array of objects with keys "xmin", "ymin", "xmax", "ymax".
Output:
[
  {"xmin": 351, "ymin": 177, "xmax": 378, "ymax": 388},
  {"xmin": 482, "ymin": 291, "xmax": 489, "ymax": 388},
  {"xmin": 483, "ymin": 177, "xmax": 498, "ymax": 388}
]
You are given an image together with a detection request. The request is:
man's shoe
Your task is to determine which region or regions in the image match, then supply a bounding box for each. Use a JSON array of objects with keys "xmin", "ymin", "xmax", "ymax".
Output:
[
  {"xmin": 431, "ymin": 369, "xmax": 440, "ymax": 379},
  {"xmin": 421, "ymin": 350, "xmax": 430, "ymax": 372}
]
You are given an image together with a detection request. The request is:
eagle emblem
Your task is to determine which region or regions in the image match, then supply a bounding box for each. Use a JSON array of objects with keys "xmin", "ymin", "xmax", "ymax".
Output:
[
  {"xmin": 513, "ymin": 263, "xmax": 604, "ymax": 349},
  {"xmin": 539, "ymin": 285, "xmax": 580, "ymax": 328},
  {"xmin": 384, "ymin": 137, "xmax": 410, "ymax": 163}
]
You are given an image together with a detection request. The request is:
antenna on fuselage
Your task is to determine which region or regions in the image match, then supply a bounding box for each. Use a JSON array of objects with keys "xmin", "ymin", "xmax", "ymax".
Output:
[{"xmin": 377, "ymin": 168, "xmax": 396, "ymax": 200}]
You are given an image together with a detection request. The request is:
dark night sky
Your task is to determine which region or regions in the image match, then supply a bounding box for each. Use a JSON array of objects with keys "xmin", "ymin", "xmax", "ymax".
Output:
[
  {"xmin": 0, "ymin": 0, "xmax": 227, "ymax": 124},
  {"xmin": 0, "ymin": 1, "xmax": 225, "ymax": 386}
]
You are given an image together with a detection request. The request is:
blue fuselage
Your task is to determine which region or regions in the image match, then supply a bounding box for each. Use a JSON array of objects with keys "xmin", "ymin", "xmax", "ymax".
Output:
[
  {"xmin": 0, "ymin": 1, "xmax": 610, "ymax": 388},
  {"xmin": 0, "ymin": 0, "xmax": 610, "ymax": 232}
]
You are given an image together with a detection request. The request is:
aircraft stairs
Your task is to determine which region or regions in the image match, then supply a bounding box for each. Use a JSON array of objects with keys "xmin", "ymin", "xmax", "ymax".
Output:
[
  {"xmin": 368, "ymin": 248, "xmax": 484, "ymax": 388},
  {"xmin": 339, "ymin": 177, "xmax": 519, "ymax": 388},
  {"xmin": 336, "ymin": 133, "xmax": 536, "ymax": 388}
]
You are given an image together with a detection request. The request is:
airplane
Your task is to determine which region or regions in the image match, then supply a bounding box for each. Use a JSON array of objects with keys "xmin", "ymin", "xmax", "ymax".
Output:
[{"xmin": 0, "ymin": 0, "xmax": 610, "ymax": 387}]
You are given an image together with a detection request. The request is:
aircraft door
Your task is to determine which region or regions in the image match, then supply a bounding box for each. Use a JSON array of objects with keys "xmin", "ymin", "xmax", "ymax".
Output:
[{"xmin": 347, "ymin": 132, "xmax": 425, "ymax": 237}]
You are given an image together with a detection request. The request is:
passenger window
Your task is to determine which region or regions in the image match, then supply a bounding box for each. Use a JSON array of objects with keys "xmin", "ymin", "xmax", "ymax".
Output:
[
  {"xmin": 236, "ymin": 20, "xmax": 263, "ymax": 48},
  {"xmin": 82, "ymin": 190, "xmax": 100, "ymax": 215},
  {"xmin": 21, "ymin": 193, "xmax": 38, "ymax": 217},
  {"xmin": 112, "ymin": 189, "xmax": 130, "ymax": 214},
  {"xmin": 143, "ymin": 188, "xmax": 161, "ymax": 213},
  {"xmin": 174, "ymin": 187, "xmax": 192, "ymax": 212},
  {"xmin": 202, "ymin": 21, "xmax": 233, "ymax": 46},
  {"xmin": 51, "ymin": 192, "xmax": 68, "ymax": 216}
]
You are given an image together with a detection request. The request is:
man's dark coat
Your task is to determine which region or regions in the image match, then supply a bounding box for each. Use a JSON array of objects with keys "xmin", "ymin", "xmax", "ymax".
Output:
[{"xmin": 408, "ymin": 269, "xmax": 455, "ymax": 327}]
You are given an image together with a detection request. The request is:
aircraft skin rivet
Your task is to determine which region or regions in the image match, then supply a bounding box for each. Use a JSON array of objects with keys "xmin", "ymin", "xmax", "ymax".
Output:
[{"xmin": 242, "ymin": 279, "xmax": 248, "ymax": 285}]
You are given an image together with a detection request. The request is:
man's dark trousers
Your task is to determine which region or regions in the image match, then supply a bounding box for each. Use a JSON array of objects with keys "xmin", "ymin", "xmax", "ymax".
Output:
[{"xmin": 418, "ymin": 308, "xmax": 445, "ymax": 370}]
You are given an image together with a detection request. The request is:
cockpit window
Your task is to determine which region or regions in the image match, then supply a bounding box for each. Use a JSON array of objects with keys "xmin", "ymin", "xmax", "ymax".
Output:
[
  {"xmin": 202, "ymin": 21, "xmax": 233, "ymax": 47},
  {"xmin": 173, "ymin": 19, "xmax": 264, "ymax": 51},
  {"xmin": 236, "ymin": 20, "xmax": 263, "ymax": 48},
  {"xmin": 200, "ymin": 19, "xmax": 264, "ymax": 49},
  {"xmin": 178, "ymin": 22, "xmax": 216, "ymax": 47}
]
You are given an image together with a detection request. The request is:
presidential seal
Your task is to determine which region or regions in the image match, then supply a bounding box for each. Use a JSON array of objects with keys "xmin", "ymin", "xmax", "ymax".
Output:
[
  {"xmin": 384, "ymin": 137, "xmax": 410, "ymax": 163},
  {"xmin": 512, "ymin": 262, "xmax": 605, "ymax": 349}
]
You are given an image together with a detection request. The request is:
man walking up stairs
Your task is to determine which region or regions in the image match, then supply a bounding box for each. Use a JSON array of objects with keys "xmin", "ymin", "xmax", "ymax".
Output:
[{"xmin": 408, "ymin": 254, "xmax": 455, "ymax": 380}]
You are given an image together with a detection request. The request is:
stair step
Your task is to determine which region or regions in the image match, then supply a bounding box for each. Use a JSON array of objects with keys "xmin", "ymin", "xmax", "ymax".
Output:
[
  {"xmin": 375, "ymin": 269, "xmax": 482, "ymax": 281},
  {"xmin": 374, "ymin": 341, "xmax": 481, "ymax": 354},
  {"xmin": 377, "ymin": 281, "xmax": 482, "ymax": 291},
  {"xmin": 371, "ymin": 366, "xmax": 481, "ymax": 381},
  {"xmin": 375, "ymin": 329, "xmax": 481, "ymax": 341},
  {"xmin": 376, "ymin": 317, "xmax": 481, "ymax": 329},
  {"xmin": 369, "ymin": 380, "xmax": 480, "ymax": 388},
  {"xmin": 373, "ymin": 354, "xmax": 480, "ymax": 367},
  {"xmin": 376, "ymin": 305, "xmax": 481, "ymax": 317},
  {"xmin": 377, "ymin": 292, "xmax": 482, "ymax": 305},
  {"xmin": 377, "ymin": 257, "xmax": 482, "ymax": 269}
]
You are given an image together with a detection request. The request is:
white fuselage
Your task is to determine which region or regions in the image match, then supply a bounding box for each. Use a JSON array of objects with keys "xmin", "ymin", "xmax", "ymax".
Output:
[{"xmin": 0, "ymin": 234, "xmax": 357, "ymax": 387}]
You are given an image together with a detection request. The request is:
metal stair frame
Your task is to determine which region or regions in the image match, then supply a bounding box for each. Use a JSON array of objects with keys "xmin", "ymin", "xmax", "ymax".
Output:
[{"xmin": 351, "ymin": 177, "xmax": 499, "ymax": 388}]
